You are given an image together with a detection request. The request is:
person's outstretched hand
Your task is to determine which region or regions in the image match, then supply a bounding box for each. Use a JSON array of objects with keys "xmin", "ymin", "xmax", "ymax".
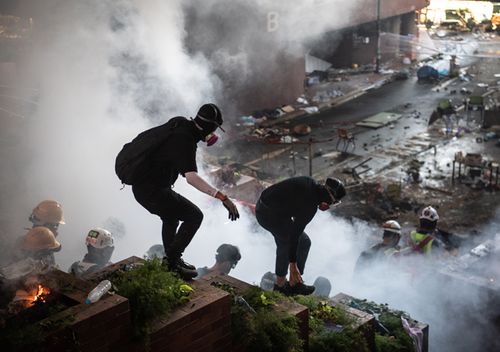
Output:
[{"xmin": 222, "ymin": 198, "xmax": 240, "ymax": 221}]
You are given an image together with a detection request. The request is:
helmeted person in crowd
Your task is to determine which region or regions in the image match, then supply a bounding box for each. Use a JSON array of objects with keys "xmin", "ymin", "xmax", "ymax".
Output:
[
  {"xmin": 145, "ymin": 244, "xmax": 165, "ymax": 260},
  {"xmin": 405, "ymin": 206, "xmax": 441, "ymax": 257},
  {"xmin": 29, "ymin": 200, "xmax": 65, "ymax": 237},
  {"xmin": 355, "ymin": 220, "xmax": 402, "ymax": 273},
  {"xmin": 255, "ymin": 176, "xmax": 346, "ymax": 296},
  {"xmin": 196, "ymin": 244, "xmax": 241, "ymax": 279},
  {"xmin": 260, "ymin": 271, "xmax": 277, "ymax": 291},
  {"xmin": 69, "ymin": 228, "xmax": 115, "ymax": 278},
  {"xmin": 312, "ymin": 276, "xmax": 332, "ymax": 297},
  {"xmin": 131, "ymin": 104, "xmax": 240, "ymax": 279},
  {"xmin": 16, "ymin": 227, "xmax": 61, "ymax": 267}
]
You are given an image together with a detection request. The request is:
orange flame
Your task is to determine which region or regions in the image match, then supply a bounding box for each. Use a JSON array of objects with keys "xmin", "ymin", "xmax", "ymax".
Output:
[{"xmin": 32, "ymin": 284, "xmax": 50, "ymax": 304}]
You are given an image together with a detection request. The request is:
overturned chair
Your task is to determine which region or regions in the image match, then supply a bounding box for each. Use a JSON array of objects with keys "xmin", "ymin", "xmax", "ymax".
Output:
[
  {"xmin": 335, "ymin": 128, "xmax": 355, "ymax": 152},
  {"xmin": 465, "ymin": 95, "xmax": 485, "ymax": 127}
]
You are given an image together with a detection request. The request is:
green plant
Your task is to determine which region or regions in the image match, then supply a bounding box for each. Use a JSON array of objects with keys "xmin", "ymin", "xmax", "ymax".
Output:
[
  {"xmin": 309, "ymin": 328, "xmax": 370, "ymax": 352},
  {"xmin": 375, "ymin": 334, "xmax": 413, "ymax": 352},
  {"xmin": 294, "ymin": 295, "xmax": 352, "ymax": 328},
  {"xmin": 347, "ymin": 298, "xmax": 415, "ymax": 352},
  {"xmin": 212, "ymin": 283, "xmax": 303, "ymax": 352},
  {"xmin": 246, "ymin": 310, "xmax": 302, "ymax": 352},
  {"xmin": 293, "ymin": 295, "xmax": 369, "ymax": 352},
  {"xmin": 376, "ymin": 313, "xmax": 414, "ymax": 352},
  {"xmin": 113, "ymin": 258, "xmax": 193, "ymax": 340}
]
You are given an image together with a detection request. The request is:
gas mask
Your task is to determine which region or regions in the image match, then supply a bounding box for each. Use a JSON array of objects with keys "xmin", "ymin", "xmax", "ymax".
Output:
[
  {"xmin": 193, "ymin": 104, "xmax": 224, "ymax": 146},
  {"xmin": 205, "ymin": 133, "xmax": 219, "ymax": 146},
  {"xmin": 318, "ymin": 186, "xmax": 342, "ymax": 211},
  {"xmin": 318, "ymin": 202, "xmax": 330, "ymax": 211}
]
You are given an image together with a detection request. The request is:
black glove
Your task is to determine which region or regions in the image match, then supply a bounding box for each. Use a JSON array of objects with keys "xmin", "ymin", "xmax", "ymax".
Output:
[{"xmin": 222, "ymin": 198, "xmax": 240, "ymax": 221}]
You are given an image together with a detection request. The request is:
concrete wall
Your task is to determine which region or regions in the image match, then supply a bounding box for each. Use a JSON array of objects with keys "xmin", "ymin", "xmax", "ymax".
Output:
[
  {"xmin": 184, "ymin": 2, "xmax": 306, "ymax": 115},
  {"xmin": 184, "ymin": 1, "xmax": 427, "ymax": 114},
  {"xmin": 351, "ymin": 0, "xmax": 428, "ymax": 26},
  {"xmin": 311, "ymin": 9, "xmax": 421, "ymax": 69}
]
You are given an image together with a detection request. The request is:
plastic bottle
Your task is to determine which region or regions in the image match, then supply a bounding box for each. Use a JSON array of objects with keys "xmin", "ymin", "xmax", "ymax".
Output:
[{"xmin": 85, "ymin": 280, "xmax": 112, "ymax": 304}]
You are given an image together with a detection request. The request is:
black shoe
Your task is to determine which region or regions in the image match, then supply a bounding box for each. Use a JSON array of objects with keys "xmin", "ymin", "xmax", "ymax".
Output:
[
  {"xmin": 273, "ymin": 282, "xmax": 290, "ymax": 295},
  {"xmin": 162, "ymin": 257, "xmax": 197, "ymax": 280},
  {"xmin": 288, "ymin": 282, "xmax": 315, "ymax": 296},
  {"xmin": 273, "ymin": 282, "xmax": 315, "ymax": 296},
  {"xmin": 178, "ymin": 257, "xmax": 196, "ymax": 271}
]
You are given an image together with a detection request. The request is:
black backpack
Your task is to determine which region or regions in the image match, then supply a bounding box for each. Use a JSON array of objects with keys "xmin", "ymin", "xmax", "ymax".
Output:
[{"xmin": 115, "ymin": 116, "xmax": 186, "ymax": 185}]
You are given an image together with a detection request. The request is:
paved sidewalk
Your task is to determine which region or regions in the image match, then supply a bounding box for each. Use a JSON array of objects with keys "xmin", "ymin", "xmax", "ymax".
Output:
[{"xmin": 260, "ymin": 67, "xmax": 403, "ymax": 128}]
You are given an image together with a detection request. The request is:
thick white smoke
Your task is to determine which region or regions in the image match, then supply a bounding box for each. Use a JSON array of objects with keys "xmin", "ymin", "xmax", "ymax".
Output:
[{"xmin": 3, "ymin": 0, "xmax": 361, "ymax": 273}]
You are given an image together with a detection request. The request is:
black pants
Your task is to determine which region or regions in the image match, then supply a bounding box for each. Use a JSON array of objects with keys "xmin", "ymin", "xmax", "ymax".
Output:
[
  {"xmin": 255, "ymin": 200, "xmax": 311, "ymax": 277},
  {"xmin": 132, "ymin": 184, "xmax": 203, "ymax": 260}
]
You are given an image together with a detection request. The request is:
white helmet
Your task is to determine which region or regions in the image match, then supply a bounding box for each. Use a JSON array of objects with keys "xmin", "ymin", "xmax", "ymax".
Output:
[
  {"xmin": 420, "ymin": 206, "xmax": 439, "ymax": 222},
  {"xmin": 382, "ymin": 220, "xmax": 401, "ymax": 235},
  {"xmin": 85, "ymin": 228, "xmax": 114, "ymax": 249}
]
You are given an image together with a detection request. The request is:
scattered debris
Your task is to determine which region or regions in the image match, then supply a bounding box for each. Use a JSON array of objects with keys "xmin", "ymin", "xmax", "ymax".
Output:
[
  {"xmin": 312, "ymin": 89, "xmax": 344, "ymax": 103},
  {"xmin": 280, "ymin": 105, "xmax": 295, "ymax": 113},
  {"xmin": 302, "ymin": 106, "xmax": 319, "ymax": 114},
  {"xmin": 296, "ymin": 96, "xmax": 309, "ymax": 105},
  {"xmin": 292, "ymin": 124, "xmax": 311, "ymax": 136},
  {"xmin": 356, "ymin": 112, "xmax": 402, "ymax": 129}
]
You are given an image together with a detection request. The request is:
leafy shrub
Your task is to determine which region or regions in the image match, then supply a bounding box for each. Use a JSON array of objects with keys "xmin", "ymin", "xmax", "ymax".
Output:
[
  {"xmin": 213, "ymin": 283, "xmax": 303, "ymax": 352},
  {"xmin": 376, "ymin": 313, "xmax": 414, "ymax": 352},
  {"xmin": 309, "ymin": 327, "xmax": 370, "ymax": 352},
  {"xmin": 294, "ymin": 295, "xmax": 369, "ymax": 352},
  {"xmin": 113, "ymin": 259, "xmax": 193, "ymax": 339},
  {"xmin": 348, "ymin": 298, "xmax": 416, "ymax": 352}
]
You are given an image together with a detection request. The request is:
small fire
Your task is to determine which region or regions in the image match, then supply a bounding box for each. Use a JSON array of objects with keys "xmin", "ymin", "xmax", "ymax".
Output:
[
  {"xmin": 32, "ymin": 284, "xmax": 50, "ymax": 304},
  {"xmin": 12, "ymin": 283, "xmax": 51, "ymax": 309}
]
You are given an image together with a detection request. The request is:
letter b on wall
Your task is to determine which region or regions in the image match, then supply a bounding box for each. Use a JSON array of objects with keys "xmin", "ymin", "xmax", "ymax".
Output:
[{"xmin": 267, "ymin": 12, "xmax": 279, "ymax": 32}]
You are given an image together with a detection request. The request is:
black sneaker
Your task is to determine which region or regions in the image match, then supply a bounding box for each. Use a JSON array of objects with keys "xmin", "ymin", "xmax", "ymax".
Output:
[
  {"xmin": 288, "ymin": 282, "xmax": 315, "ymax": 296},
  {"xmin": 162, "ymin": 257, "xmax": 197, "ymax": 280},
  {"xmin": 273, "ymin": 282, "xmax": 315, "ymax": 296},
  {"xmin": 273, "ymin": 282, "xmax": 291, "ymax": 295},
  {"xmin": 178, "ymin": 257, "xmax": 196, "ymax": 271}
]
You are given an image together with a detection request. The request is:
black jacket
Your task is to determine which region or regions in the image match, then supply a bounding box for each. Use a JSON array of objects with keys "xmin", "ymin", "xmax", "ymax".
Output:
[
  {"xmin": 258, "ymin": 176, "xmax": 329, "ymax": 262},
  {"xmin": 141, "ymin": 118, "xmax": 202, "ymax": 187}
]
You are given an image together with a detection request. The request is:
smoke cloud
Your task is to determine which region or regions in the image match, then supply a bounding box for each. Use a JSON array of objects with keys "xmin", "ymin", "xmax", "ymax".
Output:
[{"xmin": 1, "ymin": 1, "xmax": 499, "ymax": 351}]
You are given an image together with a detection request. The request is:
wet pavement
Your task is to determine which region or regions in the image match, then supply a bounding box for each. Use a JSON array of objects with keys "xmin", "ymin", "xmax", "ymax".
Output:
[{"xmin": 217, "ymin": 32, "xmax": 500, "ymax": 235}]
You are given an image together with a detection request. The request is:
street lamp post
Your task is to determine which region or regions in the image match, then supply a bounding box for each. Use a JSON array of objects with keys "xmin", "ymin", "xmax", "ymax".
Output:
[{"xmin": 375, "ymin": 0, "xmax": 381, "ymax": 73}]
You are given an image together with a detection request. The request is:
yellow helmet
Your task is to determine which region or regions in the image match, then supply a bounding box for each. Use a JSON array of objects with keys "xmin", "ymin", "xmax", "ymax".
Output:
[
  {"xmin": 20, "ymin": 227, "xmax": 61, "ymax": 251},
  {"xmin": 31, "ymin": 200, "xmax": 65, "ymax": 225}
]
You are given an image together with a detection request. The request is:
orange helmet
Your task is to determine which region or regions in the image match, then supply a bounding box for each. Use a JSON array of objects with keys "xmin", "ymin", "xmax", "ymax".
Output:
[
  {"xmin": 31, "ymin": 200, "xmax": 65, "ymax": 225},
  {"xmin": 20, "ymin": 227, "xmax": 61, "ymax": 251}
]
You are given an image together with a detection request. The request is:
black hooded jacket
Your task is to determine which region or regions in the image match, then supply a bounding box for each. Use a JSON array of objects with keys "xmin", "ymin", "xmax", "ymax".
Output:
[
  {"xmin": 140, "ymin": 118, "xmax": 202, "ymax": 187},
  {"xmin": 258, "ymin": 176, "xmax": 330, "ymax": 262}
]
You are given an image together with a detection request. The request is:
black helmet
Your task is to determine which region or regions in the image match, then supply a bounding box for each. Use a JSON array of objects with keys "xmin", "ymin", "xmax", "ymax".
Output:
[
  {"xmin": 312, "ymin": 276, "xmax": 332, "ymax": 297},
  {"xmin": 195, "ymin": 103, "xmax": 224, "ymax": 132},
  {"xmin": 146, "ymin": 244, "xmax": 165, "ymax": 259},
  {"xmin": 215, "ymin": 244, "xmax": 241, "ymax": 266},
  {"xmin": 325, "ymin": 178, "xmax": 346, "ymax": 201}
]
